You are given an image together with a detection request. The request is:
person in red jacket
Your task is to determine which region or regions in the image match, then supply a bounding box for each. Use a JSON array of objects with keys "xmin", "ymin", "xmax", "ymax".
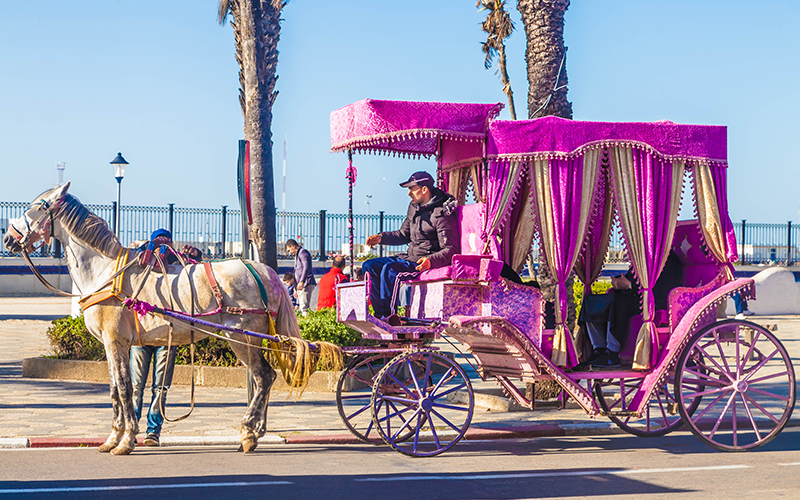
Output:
[{"xmin": 317, "ymin": 255, "xmax": 349, "ymax": 309}]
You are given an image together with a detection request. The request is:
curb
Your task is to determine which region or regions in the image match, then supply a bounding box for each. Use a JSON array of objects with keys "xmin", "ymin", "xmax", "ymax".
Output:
[
  {"xmin": 4, "ymin": 417, "xmax": 798, "ymax": 450},
  {"xmin": 0, "ymin": 422, "xmax": 644, "ymax": 449}
]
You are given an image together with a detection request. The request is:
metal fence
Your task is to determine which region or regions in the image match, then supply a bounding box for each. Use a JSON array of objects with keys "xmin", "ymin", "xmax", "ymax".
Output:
[{"xmin": 1, "ymin": 200, "xmax": 797, "ymax": 265}]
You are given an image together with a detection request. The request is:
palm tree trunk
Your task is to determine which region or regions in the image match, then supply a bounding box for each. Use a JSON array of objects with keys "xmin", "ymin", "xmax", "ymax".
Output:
[
  {"xmin": 497, "ymin": 43, "xmax": 517, "ymax": 120},
  {"xmin": 220, "ymin": 0, "xmax": 282, "ymax": 270},
  {"xmin": 516, "ymin": 0, "xmax": 572, "ymax": 119}
]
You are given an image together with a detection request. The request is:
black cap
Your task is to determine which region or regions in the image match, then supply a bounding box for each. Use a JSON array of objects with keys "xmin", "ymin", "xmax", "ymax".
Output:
[{"xmin": 399, "ymin": 171, "xmax": 435, "ymax": 188}]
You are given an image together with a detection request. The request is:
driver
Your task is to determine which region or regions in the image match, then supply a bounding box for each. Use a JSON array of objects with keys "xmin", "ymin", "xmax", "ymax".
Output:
[{"xmin": 362, "ymin": 171, "xmax": 459, "ymax": 322}]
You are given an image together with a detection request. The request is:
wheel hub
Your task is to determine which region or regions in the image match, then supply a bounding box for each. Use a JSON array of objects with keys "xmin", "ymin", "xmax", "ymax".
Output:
[
  {"xmin": 420, "ymin": 397, "xmax": 433, "ymax": 411},
  {"xmin": 734, "ymin": 379, "xmax": 748, "ymax": 393}
]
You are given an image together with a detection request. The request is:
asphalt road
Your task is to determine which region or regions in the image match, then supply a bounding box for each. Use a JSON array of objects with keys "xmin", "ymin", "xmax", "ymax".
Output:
[{"xmin": 1, "ymin": 427, "xmax": 798, "ymax": 500}]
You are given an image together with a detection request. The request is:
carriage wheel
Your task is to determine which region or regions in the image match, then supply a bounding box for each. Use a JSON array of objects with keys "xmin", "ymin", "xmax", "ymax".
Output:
[
  {"xmin": 336, "ymin": 352, "xmax": 414, "ymax": 444},
  {"xmin": 593, "ymin": 373, "xmax": 703, "ymax": 438},
  {"xmin": 675, "ymin": 319, "xmax": 796, "ymax": 451},
  {"xmin": 371, "ymin": 350, "xmax": 473, "ymax": 457}
]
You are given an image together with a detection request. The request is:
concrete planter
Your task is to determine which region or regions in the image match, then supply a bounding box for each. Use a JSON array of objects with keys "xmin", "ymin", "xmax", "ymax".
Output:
[{"xmin": 22, "ymin": 357, "xmax": 343, "ymax": 393}]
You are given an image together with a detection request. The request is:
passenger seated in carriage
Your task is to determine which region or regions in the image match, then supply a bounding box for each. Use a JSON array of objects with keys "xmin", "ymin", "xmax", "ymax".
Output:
[
  {"xmin": 578, "ymin": 250, "xmax": 683, "ymax": 368},
  {"xmin": 362, "ymin": 171, "xmax": 459, "ymax": 322}
]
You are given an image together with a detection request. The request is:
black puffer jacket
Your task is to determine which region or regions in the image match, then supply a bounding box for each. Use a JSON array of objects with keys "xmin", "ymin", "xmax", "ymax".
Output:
[{"xmin": 380, "ymin": 188, "xmax": 460, "ymax": 269}]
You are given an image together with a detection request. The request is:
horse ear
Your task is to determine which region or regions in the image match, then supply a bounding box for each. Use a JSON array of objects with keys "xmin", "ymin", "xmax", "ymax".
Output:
[{"xmin": 51, "ymin": 181, "xmax": 70, "ymax": 201}]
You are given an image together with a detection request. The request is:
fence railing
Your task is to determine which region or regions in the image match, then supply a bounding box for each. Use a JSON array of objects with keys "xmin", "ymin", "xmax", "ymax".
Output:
[{"xmin": 1, "ymin": 201, "xmax": 796, "ymax": 266}]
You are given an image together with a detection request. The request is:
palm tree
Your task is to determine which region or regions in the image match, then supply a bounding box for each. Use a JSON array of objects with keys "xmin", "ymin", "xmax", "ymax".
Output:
[
  {"xmin": 516, "ymin": 0, "xmax": 572, "ymax": 119},
  {"xmin": 218, "ymin": 0, "xmax": 286, "ymax": 269},
  {"xmin": 477, "ymin": 0, "xmax": 517, "ymax": 120}
]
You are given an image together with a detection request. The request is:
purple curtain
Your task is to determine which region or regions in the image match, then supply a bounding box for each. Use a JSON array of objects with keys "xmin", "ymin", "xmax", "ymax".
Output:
[
  {"xmin": 710, "ymin": 164, "xmax": 738, "ymax": 264},
  {"xmin": 611, "ymin": 147, "xmax": 684, "ymax": 369}
]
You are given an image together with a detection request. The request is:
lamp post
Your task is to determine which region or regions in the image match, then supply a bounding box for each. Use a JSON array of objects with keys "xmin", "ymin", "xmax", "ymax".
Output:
[
  {"xmin": 365, "ymin": 194, "xmax": 372, "ymax": 216},
  {"xmin": 110, "ymin": 152, "xmax": 128, "ymax": 238}
]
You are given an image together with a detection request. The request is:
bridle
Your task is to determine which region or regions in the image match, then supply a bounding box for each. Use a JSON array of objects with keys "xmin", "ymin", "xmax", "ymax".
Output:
[{"xmin": 8, "ymin": 198, "xmax": 57, "ymax": 253}]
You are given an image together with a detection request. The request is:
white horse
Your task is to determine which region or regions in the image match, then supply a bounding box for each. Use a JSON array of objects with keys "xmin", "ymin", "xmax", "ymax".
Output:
[{"xmin": 4, "ymin": 183, "xmax": 328, "ymax": 455}]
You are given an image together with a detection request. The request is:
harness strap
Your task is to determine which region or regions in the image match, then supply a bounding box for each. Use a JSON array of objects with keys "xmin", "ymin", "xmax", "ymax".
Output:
[{"xmin": 202, "ymin": 261, "xmax": 273, "ymax": 316}]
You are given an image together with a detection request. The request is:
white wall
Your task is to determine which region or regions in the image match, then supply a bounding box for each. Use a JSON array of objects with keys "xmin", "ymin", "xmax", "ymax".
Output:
[
  {"xmin": 725, "ymin": 267, "xmax": 800, "ymax": 316},
  {"xmin": 0, "ymin": 257, "xmax": 71, "ymax": 295}
]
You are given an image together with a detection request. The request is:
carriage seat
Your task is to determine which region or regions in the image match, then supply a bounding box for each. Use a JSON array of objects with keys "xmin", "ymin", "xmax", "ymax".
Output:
[{"xmin": 391, "ymin": 202, "xmax": 502, "ymax": 314}]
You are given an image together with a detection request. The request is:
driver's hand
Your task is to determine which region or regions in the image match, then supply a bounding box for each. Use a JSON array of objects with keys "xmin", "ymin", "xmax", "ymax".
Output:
[
  {"xmin": 366, "ymin": 234, "xmax": 382, "ymax": 247},
  {"xmin": 415, "ymin": 257, "xmax": 431, "ymax": 272}
]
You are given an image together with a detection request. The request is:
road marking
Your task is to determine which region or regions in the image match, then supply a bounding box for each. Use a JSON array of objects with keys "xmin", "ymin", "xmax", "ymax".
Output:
[
  {"xmin": 355, "ymin": 465, "xmax": 750, "ymax": 482},
  {"xmin": 778, "ymin": 462, "xmax": 800, "ymax": 466},
  {"xmin": 0, "ymin": 480, "xmax": 293, "ymax": 495}
]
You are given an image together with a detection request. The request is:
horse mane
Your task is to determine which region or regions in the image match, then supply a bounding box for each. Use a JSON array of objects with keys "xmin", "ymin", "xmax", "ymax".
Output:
[{"xmin": 54, "ymin": 194, "xmax": 122, "ymax": 258}]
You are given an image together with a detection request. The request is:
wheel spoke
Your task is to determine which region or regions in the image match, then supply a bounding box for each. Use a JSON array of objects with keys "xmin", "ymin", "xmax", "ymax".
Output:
[
  {"xmin": 739, "ymin": 331, "xmax": 762, "ymax": 372},
  {"xmin": 390, "ymin": 408, "xmax": 420, "ymax": 441},
  {"xmin": 345, "ymin": 402, "xmax": 372, "ymax": 420},
  {"xmin": 714, "ymin": 330, "xmax": 733, "ymax": 376},
  {"xmin": 386, "ymin": 371, "xmax": 417, "ymax": 399},
  {"xmin": 412, "ymin": 411, "xmax": 424, "ymax": 454},
  {"xmin": 731, "ymin": 395, "xmax": 738, "ymax": 447},
  {"xmin": 742, "ymin": 392, "xmax": 782, "ymax": 424},
  {"xmin": 691, "ymin": 392, "xmax": 728, "ymax": 421},
  {"xmin": 697, "ymin": 344, "xmax": 735, "ymax": 382},
  {"xmin": 423, "ymin": 354, "xmax": 434, "ymax": 393},
  {"xmin": 430, "ymin": 382, "xmax": 467, "ymax": 401},
  {"xmin": 340, "ymin": 393, "xmax": 373, "ymax": 401},
  {"xmin": 429, "ymin": 367, "xmax": 456, "ymax": 395},
  {"xmin": 428, "ymin": 412, "xmax": 441, "ymax": 449},
  {"xmin": 746, "ymin": 370, "xmax": 791, "ymax": 385},
  {"xmin": 376, "ymin": 398, "xmax": 415, "ymax": 423},
  {"xmin": 684, "ymin": 386, "xmax": 732, "ymax": 399},
  {"xmin": 681, "ymin": 369, "xmax": 728, "ymax": 387},
  {"xmin": 404, "ymin": 358, "xmax": 423, "ymax": 395},
  {"xmin": 431, "ymin": 408, "xmax": 463, "ymax": 433},
  {"xmin": 746, "ymin": 387, "xmax": 791, "ymax": 402},
  {"xmin": 708, "ymin": 392, "xmax": 737, "ymax": 439},
  {"xmin": 738, "ymin": 393, "xmax": 763, "ymax": 441},
  {"xmin": 431, "ymin": 401, "xmax": 470, "ymax": 412},
  {"xmin": 743, "ymin": 349, "xmax": 780, "ymax": 382},
  {"xmin": 381, "ymin": 395, "xmax": 418, "ymax": 405}
]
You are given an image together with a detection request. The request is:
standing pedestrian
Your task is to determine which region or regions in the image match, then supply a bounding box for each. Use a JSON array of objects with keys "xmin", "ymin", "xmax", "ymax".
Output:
[{"xmin": 286, "ymin": 239, "xmax": 316, "ymax": 315}]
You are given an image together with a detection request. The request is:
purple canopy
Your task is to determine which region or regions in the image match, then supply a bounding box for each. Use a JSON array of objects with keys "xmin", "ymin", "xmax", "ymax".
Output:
[
  {"xmin": 330, "ymin": 99, "xmax": 503, "ymax": 158},
  {"xmin": 487, "ymin": 116, "xmax": 727, "ymax": 164},
  {"xmin": 483, "ymin": 116, "xmax": 733, "ymax": 369}
]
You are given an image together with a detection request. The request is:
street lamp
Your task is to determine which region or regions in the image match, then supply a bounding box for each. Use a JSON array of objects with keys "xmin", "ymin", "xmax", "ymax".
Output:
[
  {"xmin": 110, "ymin": 152, "xmax": 129, "ymax": 237},
  {"xmin": 365, "ymin": 194, "xmax": 372, "ymax": 217}
]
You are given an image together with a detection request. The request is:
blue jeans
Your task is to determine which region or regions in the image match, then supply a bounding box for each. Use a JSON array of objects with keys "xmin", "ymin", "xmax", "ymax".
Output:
[
  {"xmin": 362, "ymin": 256, "xmax": 418, "ymax": 318},
  {"xmin": 732, "ymin": 292, "xmax": 747, "ymax": 314},
  {"xmin": 130, "ymin": 345, "xmax": 176, "ymax": 435}
]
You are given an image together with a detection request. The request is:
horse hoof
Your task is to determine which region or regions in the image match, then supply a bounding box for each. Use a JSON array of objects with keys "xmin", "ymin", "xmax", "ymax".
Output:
[
  {"xmin": 110, "ymin": 445, "xmax": 134, "ymax": 456},
  {"xmin": 98, "ymin": 443, "xmax": 115, "ymax": 453},
  {"xmin": 241, "ymin": 436, "xmax": 258, "ymax": 453}
]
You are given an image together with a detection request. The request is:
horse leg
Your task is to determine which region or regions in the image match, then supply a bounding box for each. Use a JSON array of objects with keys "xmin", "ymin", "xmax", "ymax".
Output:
[
  {"xmin": 229, "ymin": 338, "xmax": 277, "ymax": 453},
  {"xmin": 98, "ymin": 380, "xmax": 124, "ymax": 453},
  {"xmin": 104, "ymin": 341, "xmax": 138, "ymax": 455}
]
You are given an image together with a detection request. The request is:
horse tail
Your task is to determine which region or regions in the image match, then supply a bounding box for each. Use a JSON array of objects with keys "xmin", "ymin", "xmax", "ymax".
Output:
[{"xmin": 274, "ymin": 271, "xmax": 302, "ymax": 339}]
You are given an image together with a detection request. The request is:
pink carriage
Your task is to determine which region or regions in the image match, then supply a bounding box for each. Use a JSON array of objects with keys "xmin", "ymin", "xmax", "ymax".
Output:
[{"xmin": 330, "ymin": 99, "xmax": 796, "ymax": 457}]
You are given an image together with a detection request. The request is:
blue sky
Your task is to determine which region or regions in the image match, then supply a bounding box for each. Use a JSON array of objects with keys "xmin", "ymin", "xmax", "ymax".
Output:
[{"xmin": 1, "ymin": 0, "xmax": 798, "ymax": 223}]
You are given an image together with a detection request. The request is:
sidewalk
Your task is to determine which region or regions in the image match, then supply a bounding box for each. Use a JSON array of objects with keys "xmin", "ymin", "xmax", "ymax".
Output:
[{"xmin": 1, "ymin": 296, "xmax": 797, "ymax": 449}]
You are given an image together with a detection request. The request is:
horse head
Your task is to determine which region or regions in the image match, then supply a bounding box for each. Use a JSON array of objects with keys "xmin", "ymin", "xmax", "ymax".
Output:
[{"xmin": 3, "ymin": 182, "xmax": 71, "ymax": 254}]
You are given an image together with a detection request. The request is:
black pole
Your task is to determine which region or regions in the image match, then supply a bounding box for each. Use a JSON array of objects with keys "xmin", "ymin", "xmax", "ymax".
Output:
[
  {"xmin": 168, "ymin": 203, "xmax": 174, "ymax": 235},
  {"xmin": 112, "ymin": 201, "xmax": 118, "ymax": 236},
  {"xmin": 741, "ymin": 219, "xmax": 747, "ymax": 265},
  {"xmin": 221, "ymin": 205, "xmax": 227, "ymax": 258},
  {"xmin": 379, "ymin": 211, "xmax": 385, "ymax": 257},
  {"xmin": 319, "ymin": 210, "xmax": 327, "ymax": 261},
  {"xmin": 787, "ymin": 221, "xmax": 792, "ymax": 266},
  {"xmin": 53, "ymin": 239, "xmax": 61, "ymax": 258}
]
